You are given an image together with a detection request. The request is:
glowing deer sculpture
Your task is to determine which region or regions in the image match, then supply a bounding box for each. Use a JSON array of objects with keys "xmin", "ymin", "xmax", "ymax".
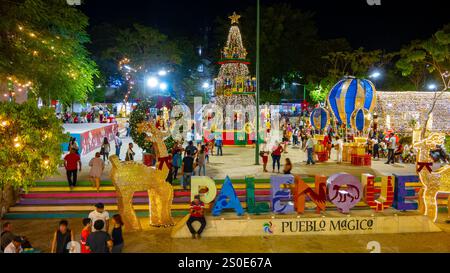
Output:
[
  {"xmin": 414, "ymin": 133, "xmax": 450, "ymax": 222},
  {"xmin": 109, "ymin": 120, "xmax": 174, "ymax": 231}
]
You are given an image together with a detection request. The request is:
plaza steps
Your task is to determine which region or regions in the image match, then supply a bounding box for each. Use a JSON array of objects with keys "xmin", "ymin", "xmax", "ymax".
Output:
[{"xmin": 3, "ymin": 178, "xmax": 449, "ymax": 220}]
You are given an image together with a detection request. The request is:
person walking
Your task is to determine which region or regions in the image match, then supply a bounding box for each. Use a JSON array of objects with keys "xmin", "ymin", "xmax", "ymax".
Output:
[
  {"xmin": 186, "ymin": 195, "xmax": 207, "ymax": 239},
  {"xmin": 51, "ymin": 220, "xmax": 74, "ymax": 253},
  {"xmin": 80, "ymin": 218, "xmax": 91, "ymax": 254},
  {"xmin": 305, "ymin": 135, "xmax": 316, "ymax": 165},
  {"xmin": 334, "ymin": 136, "xmax": 343, "ymax": 163},
  {"xmin": 125, "ymin": 120, "xmax": 131, "ymax": 137},
  {"xmin": 68, "ymin": 137, "xmax": 79, "ymax": 154},
  {"xmin": 385, "ymin": 133, "xmax": 396, "ymax": 164},
  {"xmin": 172, "ymin": 149, "xmax": 182, "ymax": 181},
  {"xmin": 89, "ymin": 152, "xmax": 105, "ymax": 192},
  {"xmin": 181, "ymin": 151, "xmax": 195, "ymax": 190},
  {"xmin": 215, "ymin": 136, "xmax": 223, "ymax": 156},
  {"xmin": 64, "ymin": 148, "xmax": 81, "ymax": 189},
  {"xmin": 372, "ymin": 137, "xmax": 380, "ymax": 160},
  {"xmin": 292, "ymin": 126, "xmax": 299, "ymax": 146},
  {"xmin": 283, "ymin": 158, "xmax": 293, "ymax": 174},
  {"xmin": 114, "ymin": 132, "xmax": 122, "ymax": 160},
  {"xmin": 125, "ymin": 143, "xmax": 135, "ymax": 161},
  {"xmin": 100, "ymin": 137, "xmax": 111, "ymax": 163},
  {"xmin": 271, "ymin": 141, "xmax": 283, "ymax": 173},
  {"xmin": 197, "ymin": 145, "xmax": 207, "ymax": 176},
  {"xmin": 111, "ymin": 214, "xmax": 124, "ymax": 253}
]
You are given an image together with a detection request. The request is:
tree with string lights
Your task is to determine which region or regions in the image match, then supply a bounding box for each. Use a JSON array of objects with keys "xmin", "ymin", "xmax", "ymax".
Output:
[
  {"xmin": 214, "ymin": 12, "xmax": 256, "ymax": 107},
  {"xmin": 0, "ymin": 0, "xmax": 98, "ymax": 105},
  {"xmin": 0, "ymin": 100, "xmax": 68, "ymax": 215}
]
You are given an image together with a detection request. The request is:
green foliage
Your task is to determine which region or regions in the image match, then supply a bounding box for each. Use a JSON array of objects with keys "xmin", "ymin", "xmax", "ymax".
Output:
[
  {"xmin": 445, "ymin": 135, "xmax": 450, "ymax": 153},
  {"xmin": 0, "ymin": 100, "xmax": 69, "ymax": 191},
  {"xmin": 396, "ymin": 24, "xmax": 450, "ymax": 91},
  {"xmin": 0, "ymin": 0, "xmax": 98, "ymax": 104},
  {"xmin": 305, "ymin": 78, "xmax": 335, "ymax": 103},
  {"xmin": 129, "ymin": 99, "xmax": 177, "ymax": 153}
]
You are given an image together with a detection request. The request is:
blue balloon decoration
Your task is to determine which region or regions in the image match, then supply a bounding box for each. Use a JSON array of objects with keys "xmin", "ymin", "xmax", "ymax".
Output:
[
  {"xmin": 212, "ymin": 176, "xmax": 244, "ymax": 216},
  {"xmin": 310, "ymin": 107, "xmax": 329, "ymax": 130},
  {"xmin": 327, "ymin": 77, "xmax": 377, "ymax": 125}
]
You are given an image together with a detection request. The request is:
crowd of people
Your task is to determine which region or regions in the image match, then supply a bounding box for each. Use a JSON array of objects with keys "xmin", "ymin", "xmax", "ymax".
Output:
[
  {"xmin": 1, "ymin": 203, "xmax": 123, "ymax": 253},
  {"xmin": 58, "ymin": 106, "xmax": 116, "ymax": 124}
]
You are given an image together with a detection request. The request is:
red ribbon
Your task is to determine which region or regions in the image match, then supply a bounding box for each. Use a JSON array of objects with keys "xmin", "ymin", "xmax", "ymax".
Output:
[
  {"xmin": 416, "ymin": 162, "xmax": 433, "ymax": 173},
  {"xmin": 157, "ymin": 156, "xmax": 171, "ymax": 170}
]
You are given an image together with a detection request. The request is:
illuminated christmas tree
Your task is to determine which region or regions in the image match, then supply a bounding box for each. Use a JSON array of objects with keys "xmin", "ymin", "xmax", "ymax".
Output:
[{"xmin": 214, "ymin": 12, "xmax": 256, "ymax": 106}]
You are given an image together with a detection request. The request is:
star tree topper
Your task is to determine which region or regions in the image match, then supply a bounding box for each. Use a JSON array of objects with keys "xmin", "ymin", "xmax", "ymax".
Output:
[{"xmin": 229, "ymin": 12, "xmax": 241, "ymax": 25}]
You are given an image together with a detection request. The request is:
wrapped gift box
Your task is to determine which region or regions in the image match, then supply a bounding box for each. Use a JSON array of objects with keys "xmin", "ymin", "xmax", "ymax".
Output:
[{"xmin": 356, "ymin": 147, "xmax": 366, "ymax": 156}]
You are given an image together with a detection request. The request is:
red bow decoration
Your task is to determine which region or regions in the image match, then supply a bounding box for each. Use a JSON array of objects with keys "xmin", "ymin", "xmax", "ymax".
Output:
[
  {"xmin": 416, "ymin": 162, "xmax": 433, "ymax": 173},
  {"xmin": 157, "ymin": 156, "xmax": 171, "ymax": 170}
]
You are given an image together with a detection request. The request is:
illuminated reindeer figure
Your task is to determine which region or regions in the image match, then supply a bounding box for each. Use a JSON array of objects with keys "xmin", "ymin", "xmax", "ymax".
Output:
[
  {"xmin": 414, "ymin": 133, "xmax": 450, "ymax": 222},
  {"xmin": 109, "ymin": 120, "xmax": 174, "ymax": 231}
]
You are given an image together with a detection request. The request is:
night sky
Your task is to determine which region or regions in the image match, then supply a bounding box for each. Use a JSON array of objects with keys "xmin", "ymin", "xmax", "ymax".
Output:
[{"xmin": 81, "ymin": 0, "xmax": 448, "ymax": 51}]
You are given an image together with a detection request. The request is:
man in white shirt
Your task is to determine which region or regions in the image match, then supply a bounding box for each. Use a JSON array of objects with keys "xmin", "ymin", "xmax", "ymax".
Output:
[
  {"xmin": 3, "ymin": 236, "xmax": 23, "ymax": 253},
  {"xmin": 88, "ymin": 203, "xmax": 110, "ymax": 232},
  {"xmin": 125, "ymin": 120, "xmax": 130, "ymax": 137},
  {"xmin": 334, "ymin": 136, "xmax": 344, "ymax": 163},
  {"xmin": 385, "ymin": 133, "xmax": 396, "ymax": 164},
  {"xmin": 114, "ymin": 132, "xmax": 122, "ymax": 159},
  {"xmin": 304, "ymin": 135, "xmax": 315, "ymax": 165}
]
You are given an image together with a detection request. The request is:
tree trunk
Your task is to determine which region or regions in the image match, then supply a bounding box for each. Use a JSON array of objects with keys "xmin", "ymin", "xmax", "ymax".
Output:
[{"xmin": 0, "ymin": 184, "xmax": 19, "ymax": 218}]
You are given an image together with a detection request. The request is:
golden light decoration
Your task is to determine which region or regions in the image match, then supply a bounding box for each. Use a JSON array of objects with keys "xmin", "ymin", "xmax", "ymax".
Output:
[
  {"xmin": 109, "ymin": 155, "xmax": 174, "ymax": 231},
  {"xmin": 414, "ymin": 132, "xmax": 450, "ymax": 222},
  {"xmin": 229, "ymin": 12, "xmax": 241, "ymax": 24}
]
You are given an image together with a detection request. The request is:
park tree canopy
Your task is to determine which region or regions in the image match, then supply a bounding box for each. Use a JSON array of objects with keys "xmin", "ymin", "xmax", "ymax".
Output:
[
  {"xmin": 0, "ymin": 100, "xmax": 69, "ymax": 191},
  {"xmin": 0, "ymin": 0, "xmax": 98, "ymax": 104}
]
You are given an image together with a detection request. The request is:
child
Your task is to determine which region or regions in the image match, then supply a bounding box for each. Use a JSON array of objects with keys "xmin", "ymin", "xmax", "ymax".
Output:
[
  {"xmin": 111, "ymin": 214, "xmax": 124, "ymax": 253},
  {"xmin": 172, "ymin": 149, "xmax": 182, "ymax": 181},
  {"xmin": 80, "ymin": 218, "xmax": 91, "ymax": 254}
]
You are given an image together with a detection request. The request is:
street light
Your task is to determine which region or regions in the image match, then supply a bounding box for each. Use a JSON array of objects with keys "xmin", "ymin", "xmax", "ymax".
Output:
[
  {"xmin": 202, "ymin": 82, "xmax": 210, "ymax": 89},
  {"xmin": 158, "ymin": 70, "xmax": 167, "ymax": 76},
  {"xmin": 369, "ymin": 71, "xmax": 381, "ymax": 79},
  {"xmin": 147, "ymin": 77, "xmax": 158, "ymax": 88},
  {"xmin": 427, "ymin": 83, "xmax": 437, "ymax": 91},
  {"xmin": 159, "ymin": 82, "xmax": 168, "ymax": 91}
]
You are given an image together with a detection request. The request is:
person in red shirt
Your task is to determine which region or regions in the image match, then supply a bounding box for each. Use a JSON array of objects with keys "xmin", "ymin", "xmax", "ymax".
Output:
[
  {"xmin": 80, "ymin": 218, "xmax": 91, "ymax": 253},
  {"xmin": 186, "ymin": 195, "xmax": 206, "ymax": 239},
  {"xmin": 271, "ymin": 141, "xmax": 284, "ymax": 173},
  {"xmin": 64, "ymin": 148, "xmax": 82, "ymax": 189}
]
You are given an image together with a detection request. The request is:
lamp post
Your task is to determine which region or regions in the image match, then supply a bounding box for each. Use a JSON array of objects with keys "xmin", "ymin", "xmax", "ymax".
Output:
[{"xmin": 255, "ymin": 0, "xmax": 261, "ymax": 165}]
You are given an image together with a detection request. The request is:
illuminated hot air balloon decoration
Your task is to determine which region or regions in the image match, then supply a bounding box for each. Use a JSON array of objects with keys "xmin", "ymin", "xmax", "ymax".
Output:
[
  {"xmin": 350, "ymin": 108, "xmax": 372, "ymax": 132},
  {"xmin": 310, "ymin": 107, "xmax": 330, "ymax": 131},
  {"xmin": 327, "ymin": 76, "xmax": 376, "ymax": 132}
]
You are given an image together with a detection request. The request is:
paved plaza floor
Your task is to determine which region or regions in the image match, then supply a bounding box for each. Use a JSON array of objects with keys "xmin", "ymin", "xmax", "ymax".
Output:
[
  {"xmin": 46, "ymin": 135, "xmax": 418, "ymax": 183},
  {"xmin": 5, "ymin": 133, "xmax": 450, "ymax": 253}
]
